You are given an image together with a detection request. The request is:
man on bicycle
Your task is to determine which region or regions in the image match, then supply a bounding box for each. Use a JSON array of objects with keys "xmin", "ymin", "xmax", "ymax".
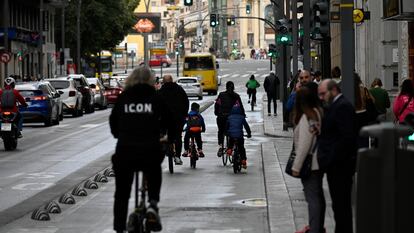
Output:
[
  {"xmin": 226, "ymin": 104, "xmax": 251, "ymax": 169},
  {"xmin": 110, "ymin": 66, "xmax": 175, "ymax": 233},
  {"xmin": 245, "ymin": 74, "xmax": 260, "ymax": 105},
  {"xmin": 158, "ymin": 74, "xmax": 189, "ymax": 165},
  {"xmin": 214, "ymin": 81, "xmax": 245, "ymax": 157}
]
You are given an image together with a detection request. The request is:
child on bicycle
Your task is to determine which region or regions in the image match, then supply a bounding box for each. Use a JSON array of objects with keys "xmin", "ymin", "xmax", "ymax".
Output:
[
  {"xmin": 182, "ymin": 102, "xmax": 206, "ymax": 157},
  {"xmin": 226, "ymin": 104, "xmax": 251, "ymax": 169}
]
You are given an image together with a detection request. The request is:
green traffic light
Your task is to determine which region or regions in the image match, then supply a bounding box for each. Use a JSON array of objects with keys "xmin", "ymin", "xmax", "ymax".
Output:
[
  {"xmin": 280, "ymin": 36, "xmax": 289, "ymax": 42},
  {"xmin": 409, "ymin": 133, "xmax": 414, "ymax": 141}
]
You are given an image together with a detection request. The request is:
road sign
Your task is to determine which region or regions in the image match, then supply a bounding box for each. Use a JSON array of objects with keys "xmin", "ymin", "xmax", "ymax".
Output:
[
  {"xmin": 0, "ymin": 52, "xmax": 11, "ymax": 63},
  {"xmin": 353, "ymin": 8, "xmax": 365, "ymax": 23}
]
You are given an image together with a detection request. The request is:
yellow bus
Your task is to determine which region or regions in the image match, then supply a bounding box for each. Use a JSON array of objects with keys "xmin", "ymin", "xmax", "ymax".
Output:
[{"xmin": 183, "ymin": 53, "xmax": 218, "ymax": 95}]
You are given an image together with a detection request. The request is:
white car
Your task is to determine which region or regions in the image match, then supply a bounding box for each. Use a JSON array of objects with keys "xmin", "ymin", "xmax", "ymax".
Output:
[
  {"xmin": 176, "ymin": 77, "xmax": 203, "ymax": 100},
  {"xmin": 46, "ymin": 78, "xmax": 83, "ymax": 117}
]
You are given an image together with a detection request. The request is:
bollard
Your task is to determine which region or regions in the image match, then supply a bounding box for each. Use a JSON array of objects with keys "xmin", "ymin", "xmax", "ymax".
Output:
[{"xmin": 356, "ymin": 122, "xmax": 414, "ymax": 233}]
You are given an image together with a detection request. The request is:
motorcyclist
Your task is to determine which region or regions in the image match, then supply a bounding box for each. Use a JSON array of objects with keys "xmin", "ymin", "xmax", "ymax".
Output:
[
  {"xmin": 214, "ymin": 81, "xmax": 245, "ymax": 157},
  {"xmin": 0, "ymin": 77, "xmax": 27, "ymax": 138},
  {"xmin": 110, "ymin": 66, "xmax": 175, "ymax": 233}
]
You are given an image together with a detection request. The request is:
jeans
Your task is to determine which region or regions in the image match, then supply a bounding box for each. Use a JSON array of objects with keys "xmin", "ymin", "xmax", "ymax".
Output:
[
  {"xmin": 216, "ymin": 116, "xmax": 228, "ymax": 146},
  {"xmin": 173, "ymin": 123, "xmax": 185, "ymax": 157},
  {"xmin": 301, "ymin": 171, "xmax": 326, "ymax": 233},
  {"xmin": 113, "ymin": 165, "xmax": 162, "ymax": 232}
]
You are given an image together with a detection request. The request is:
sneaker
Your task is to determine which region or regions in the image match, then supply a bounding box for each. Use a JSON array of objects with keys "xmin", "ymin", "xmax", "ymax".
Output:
[
  {"xmin": 174, "ymin": 157, "xmax": 183, "ymax": 165},
  {"xmin": 182, "ymin": 151, "xmax": 189, "ymax": 157},
  {"xmin": 197, "ymin": 149, "xmax": 204, "ymax": 157},
  {"xmin": 226, "ymin": 148, "xmax": 233, "ymax": 156},
  {"xmin": 217, "ymin": 147, "xmax": 223, "ymax": 157},
  {"xmin": 248, "ymin": 100, "xmax": 250, "ymax": 104},
  {"xmin": 274, "ymin": 113, "xmax": 278, "ymax": 116},
  {"xmin": 18, "ymin": 131, "xmax": 22, "ymax": 138},
  {"xmin": 267, "ymin": 113, "xmax": 271, "ymax": 116},
  {"xmin": 241, "ymin": 159, "xmax": 247, "ymax": 169},
  {"xmin": 146, "ymin": 206, "xmax": 162, "ymax": 232}
]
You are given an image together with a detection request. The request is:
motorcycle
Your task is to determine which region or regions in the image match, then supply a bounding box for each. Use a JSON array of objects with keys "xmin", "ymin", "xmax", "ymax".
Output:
[{"xmin": 0, "ymin": 111, "xmax": 19, "ymax": 151}]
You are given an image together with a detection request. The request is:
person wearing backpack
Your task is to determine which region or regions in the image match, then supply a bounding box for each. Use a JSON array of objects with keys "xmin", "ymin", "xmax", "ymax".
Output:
[
  {"xmin": 182, "ymin": 102, "xmax": 206, "ymax": 157},
  {"xmin": 0, "ymin": 77, "xmax": 28, "ymax": 138}
]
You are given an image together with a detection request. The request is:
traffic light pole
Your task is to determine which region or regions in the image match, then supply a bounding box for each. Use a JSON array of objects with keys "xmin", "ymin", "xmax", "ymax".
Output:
[
  {"xmin": 292, "ymin": 0, "xmax": 298, "ymax": 75},
  {"xmin": 303, "ymin": 0, "xmax": 311, "ymax": 70},
  {"xmin": 340, "ymin": 0, "xmax": 355, "ymax": 105},
  {"xmin": 270, "ymin": 57, "xmax": 272, "ymax": 71}
]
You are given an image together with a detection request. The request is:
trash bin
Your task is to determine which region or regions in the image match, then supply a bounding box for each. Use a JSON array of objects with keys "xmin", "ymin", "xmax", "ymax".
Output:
[{"xmin": 356, "ymin": 122, "xmax": 414, "ymax": 233}]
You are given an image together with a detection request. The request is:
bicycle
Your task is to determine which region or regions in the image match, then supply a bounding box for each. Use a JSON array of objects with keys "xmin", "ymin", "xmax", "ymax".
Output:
[
  {"xmin": 220, "ymin": 135, "xmax": 233, "ymax": 166},
  {"xmin": 127, "ymin": 171, "xmax": 150, "ymax": 233},
  {"xmin": 230, "ymin": 135, "xmax": 250, "ymax": 174}
]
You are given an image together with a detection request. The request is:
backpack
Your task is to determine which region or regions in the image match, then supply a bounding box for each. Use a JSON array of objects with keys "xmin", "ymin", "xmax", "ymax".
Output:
[
  {"xmin": 1, "ymin": 90, "xmax": 16, "ymax": 109},
  {"xmin": 187, "ymin": 114, "xmax": 202, "ymax": 133}
]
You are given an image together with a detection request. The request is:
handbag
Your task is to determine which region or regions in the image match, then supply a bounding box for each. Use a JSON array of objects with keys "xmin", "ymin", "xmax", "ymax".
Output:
[
  {"xmin": 285, "ymin": 138, "xmax": 316, "ymax": 179},
  {"xmin": 364, "ymin": 88, "xmax": 379, "ymax": 123}
]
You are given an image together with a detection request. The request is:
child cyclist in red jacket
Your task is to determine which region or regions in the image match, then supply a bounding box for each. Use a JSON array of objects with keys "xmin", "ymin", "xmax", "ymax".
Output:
[{"xmin": 182, "ymin": 102, "xmax": 206, "ymax": 157}]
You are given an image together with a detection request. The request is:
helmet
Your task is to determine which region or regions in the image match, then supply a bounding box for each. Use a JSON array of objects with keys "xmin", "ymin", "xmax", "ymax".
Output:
[{"xmin": 4, "ymin": 77, "xmax": 15, "ymax": 88}]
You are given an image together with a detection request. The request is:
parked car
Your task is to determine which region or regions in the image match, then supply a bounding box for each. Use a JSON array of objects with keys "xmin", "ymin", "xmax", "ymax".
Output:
[
  {"xmin": 16, "ymin": 81, "xmax": 63, "ymax": 126},
  {"xmin": 113, "ymin": 74, "xmax": 128, "ymax": 88},
  {"xmin": 103, "ymin": 78, "xmax": 123, "ymax": 105},
  {"xmin": 67, "ymin": 74, "xmax": 95, "ymax": 114},
  {"xmin": 46, "ymin": 78, "xmax": 84, "ymax": 117},
  {"xmin": 176, "ymin": 77, "xmax": 203, "ymax": 100},
  {"xmin": 86, "ymin": 77, "xmax": 108, "ymax": 110},
  {"xmin": 139, "ymin": 55, "xmax": 172, "ymax": 67}
]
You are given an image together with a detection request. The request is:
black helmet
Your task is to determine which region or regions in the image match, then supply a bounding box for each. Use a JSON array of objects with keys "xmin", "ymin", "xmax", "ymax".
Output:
[
  {"xmin": 4, "ymin": 77, "xmax": 15, "ymax": 88},
  {"xmin": 226, "ymin": 81, "xmax": 234, "ymax": 91}
]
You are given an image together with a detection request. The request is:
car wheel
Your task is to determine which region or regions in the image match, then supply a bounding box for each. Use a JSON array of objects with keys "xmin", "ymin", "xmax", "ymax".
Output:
[
  {"xmin": 78, "ymin": 102, "xmax": 84, "ymax": 116},
  {"xmin": 162, "ymin": 62, "xmax": 168, "ymax": 68},
  {"xmin": 44, "ymin": 113, "xmax": 53, "ymax": 127},
  {"xmin": 53, "ymin": 110, "xmax": 60, "ymax": 125}
]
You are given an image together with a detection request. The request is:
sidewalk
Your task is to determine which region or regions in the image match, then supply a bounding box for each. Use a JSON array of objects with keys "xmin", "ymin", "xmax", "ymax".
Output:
[{"xmin": 262, "ymin": 99, "xmax": 336, "ymax": 233}]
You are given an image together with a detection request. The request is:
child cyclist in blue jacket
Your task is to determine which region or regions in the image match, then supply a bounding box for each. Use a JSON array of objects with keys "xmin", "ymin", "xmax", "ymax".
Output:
[
  {"xmin": 226, "ymin": 104, "xmax": 252, "ymax": 168},
  {"xmin": 182, "ymin": 103, "xmax": 206, "ymax": 157}
]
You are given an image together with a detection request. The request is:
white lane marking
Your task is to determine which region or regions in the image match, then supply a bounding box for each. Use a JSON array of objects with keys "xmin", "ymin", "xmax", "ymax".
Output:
[
  {"xmin": 221, "ymin": 74, "xmax": 230, "ymax": 78},
  {"xmin": 195, "ymin": 230, "xmax": 241, "ymax": 233},
  {"xmin": 241, "ymin": 74, "xmax": 249, "ymax": 78},
  {"xmin": 12, "ymin": 183, "xmax": 55, "ymax": 191},
  {"xmin": 231, "ymin": 74, "xmax": 239, "ymax": 78},
  {"xmin": 6, "ymin": 173, "xmax": 25, "ymax": 178},
  {"xmin": 6, "ymin": 228, "xmax": 58, "ymax": 233},
  {"xmin": 257, "ymin": 68, "xmax": 267, "ymax": 71},
  {"xmin": 24, "ymin": 172, "xmax": 61, "ymax": 179},
  {"xmin": 81, "ymin": 123, "xmax": 103, "ymax": 128},
  {"xmin": 247, "ymin": 70, "xmax": 256, "ymax": 73},
  {"xmin": 56, "ymin": 124, "xmax": 70, "ymax": 127}
]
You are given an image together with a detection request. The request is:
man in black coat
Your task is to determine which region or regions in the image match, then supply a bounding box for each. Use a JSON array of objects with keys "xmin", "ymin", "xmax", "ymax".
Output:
[
  {"xmin": 110, "ymin": 67, "xmax": 175, "ymax": 233},
  {"xmin": 214, "ymin": 81, "xmax": 245, "ymax": 156},
  {"xmin": 317, "ymin": 79, "xmax": 357, "ymax": 233},
  {"xmin": 158, "ymin": 74, "xmax": 189, "ymax": 165},
  {"xmin": 263, "ymin": 72, "xmax": 280, "ymax": 116}
]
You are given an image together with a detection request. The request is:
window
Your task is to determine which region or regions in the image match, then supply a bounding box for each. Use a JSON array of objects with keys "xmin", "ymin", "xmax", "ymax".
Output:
[
  {"xmin": 49, "ymin": 81, "xmax": 70, "ymax": 89},
  {"xmin": 184, "ymin": 57, "xmax": 214, "ymax": 70},
  {"xmin": 247, "ymin": 33, "xmax": 254, "ymax": 47}
]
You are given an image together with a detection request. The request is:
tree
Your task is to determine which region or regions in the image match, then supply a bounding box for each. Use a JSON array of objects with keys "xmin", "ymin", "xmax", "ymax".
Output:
[{"xmin": 56, "ymin": 0, "xmax": 140, "ymax": 58}]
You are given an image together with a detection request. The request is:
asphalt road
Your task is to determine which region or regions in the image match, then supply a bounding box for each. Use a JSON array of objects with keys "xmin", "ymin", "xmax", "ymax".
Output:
[{"xmin": 0, "ymin": 59, "xmax": 274, "ymax": 233}]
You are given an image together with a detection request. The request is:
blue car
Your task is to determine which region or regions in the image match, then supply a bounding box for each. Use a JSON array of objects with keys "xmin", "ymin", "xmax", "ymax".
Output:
[{"xmin": 16, "ymin": 81, "xmax": 63, "ymax": 127}]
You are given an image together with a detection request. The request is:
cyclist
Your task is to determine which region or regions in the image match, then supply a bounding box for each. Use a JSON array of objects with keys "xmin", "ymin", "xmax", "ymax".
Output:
[
  {"xmin": 245, "ymin": 74, "xmax": 260, "ymax": 105},
  {"xmin": 182, "ymin": 102, "xmax": 206, "ymax": 157},
  {"xmin": 0, "ymin": 77, "xmax": 28, "ymax": 138},
  {"xmin": 158, "ymin": 74, "xmax": 189, "ymax": 165},
  {"xmin": 110, "ymin": 66, "xmax": 175, "ymax": 233},
  {"xmin": 214, "ymin": 81, "xmax": 245, "ymax": 157},
  {"xmin": 226, "ymin": 104, "xmax": 251, "ymax": 169}
]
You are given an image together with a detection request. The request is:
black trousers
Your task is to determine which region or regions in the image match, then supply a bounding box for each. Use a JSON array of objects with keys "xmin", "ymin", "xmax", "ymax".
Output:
[
  {"xmin": 247, "ymin": 88, "xmax": 257, "ymax": 103},
  {"xmin": 216, "ymin": 116, "xmax": 228, "ymax": 146},
  {"xmin": 183, "ymin": 131, "xmax": 202, "ymax": 150},
  {"xmin": 267, "ymin": 93, "xmax": 277, "ymax": 114},
  {"xmin": 228, "ymin": 137, "xmax": 246, "ymax": 160},
  {"xmin": 327, "ymin": 164, "xmax": 354, "ymax": 233},
  {"xmin": 113, "ymin": 165, "xmax": 162, "ymax": 232},
  {"xmin": 173, "ymin": 123, "xmax": 185, "ymax": 157}
]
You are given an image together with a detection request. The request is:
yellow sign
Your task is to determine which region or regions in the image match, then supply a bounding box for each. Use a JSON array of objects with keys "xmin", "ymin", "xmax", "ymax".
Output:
[{"xmin": 353, "ymin": 8, "xmax": 365, "ymax": 23}]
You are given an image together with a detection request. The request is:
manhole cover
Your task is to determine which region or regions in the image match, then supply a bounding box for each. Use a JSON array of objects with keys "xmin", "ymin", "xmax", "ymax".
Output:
[{"xmin": 238, "ymin": 198, "xmax": 267, "ymax": 207}]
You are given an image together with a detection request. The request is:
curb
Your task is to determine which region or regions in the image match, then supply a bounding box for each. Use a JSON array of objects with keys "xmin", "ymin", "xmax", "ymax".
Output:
[
  {"xmin": 262, "ymin": 97, "xmax": 293, "ymax": 139},
  {"xmin": 200, "ymin": 100, "xmax": 215, "ymax": 113},
  {"xmin": 262, "ymin": 142, "xmax": 296, "ymax": 233}
]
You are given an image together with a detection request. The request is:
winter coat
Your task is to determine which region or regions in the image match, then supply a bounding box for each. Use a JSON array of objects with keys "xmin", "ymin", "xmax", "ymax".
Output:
[
  {"xmin": 393, "ymin": 94, "xmax": 414, "ymax": 123},
  {"xmin": 264, "ymin": 73, "xmax": 280, "ymax": 97},
  {"xmin": 369, "ymin": 86, "xmax": 390, "ymax": 114},
  {"xmin": 226, "ymin": 106, "xmax": 251, "ymax": 138},
  {"xmin": 158, "ymin": 82, "xmax": 189, "ymax": 124},
  {"xmin": 109, "ymin": 84, "xmax": 175, "ymax": 169},
  {"xmin": 214, "ymin": 90, "xmax": 245, "ymax": 117}
]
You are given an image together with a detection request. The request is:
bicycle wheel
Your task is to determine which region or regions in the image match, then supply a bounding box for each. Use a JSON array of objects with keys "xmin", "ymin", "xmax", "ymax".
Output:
[
  {"xmin": 221, "ymin": 149, "xmax": 227, "ymax": 166},
  {"xmin": 190, "ymin": 153, "xmax": 197, "ymax": 168},
  {"xmin": 233, "ymin": 150, "xmax": 241, "ymax": 174}
]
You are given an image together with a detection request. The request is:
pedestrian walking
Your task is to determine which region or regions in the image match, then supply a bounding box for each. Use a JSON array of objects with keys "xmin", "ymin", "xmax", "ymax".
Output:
[
  {"xmin": 246, "ymin": 74, "xmax": 260, "ymax": 105},
  {"xmin": 369, "ymin": 78, "xmax": 390, "ymax": 121},
  {"xmin": 317, "ymin": 80, "xmax": 357, "ymax": 233},
  {"xmin": 109, "ymin": 66, "xmax": 175, "ymax": 233},
  {"xmin": 393, "ymin": 79, "xmax": 414, "ymax": 124},
  {"xmin": 158, "ymin": 74, "xmax": 190, "ymax": 165},
  {"xmin": 291, "ymin": 86, "xmax": 325, "ymax": 233},
  {"xmin": 264, "ymin": 72, "xmax": 280, "ymax": 116}
]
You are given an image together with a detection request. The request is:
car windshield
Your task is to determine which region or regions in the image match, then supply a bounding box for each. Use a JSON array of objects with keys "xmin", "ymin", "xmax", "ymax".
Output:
[
  {"xmin": 178, "ymin": 79, "xmax": 197, "ymax": 83},
  {"xmin": 184, "ymin": 56, "xmax": 214, "ymax": 70},
  {"xmin": 19, "ymin": 90, "xmax": 43, "ymax": 97},
  {"xmin": 87, "ymin": 78, "xmax": 98, "ymax": 84},
  {"xmin": 103, "ymin": 79, "xmax": 121, "ymax": 88},
  {"xmin": 49, "ymin": 80, "xmax": 70, "ymax": 89}
]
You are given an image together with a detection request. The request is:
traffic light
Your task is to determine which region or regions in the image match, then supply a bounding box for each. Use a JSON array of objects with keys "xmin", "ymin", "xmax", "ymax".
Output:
[
  {"xmin": 210, "ymin": 14, "xmax": 217, "ymax": 27},
  {"xmin": 268, "ymin": 44, "xmax": 276, "ymax": 57},
  {"xmin": 226, "ymin": 17, "xmax": 232, "ymax": 26},
  {"xmin": 184, "ymin": 0, "xmax": 193, "ymax": 6},
  {"xmin": 276, "ymin": 18, "xmax": 291, "ymax": 45},
  {"xmin": 246, "ymin": 4, "xmax": 251, "ymax": 14},
  {"xmin": 312, "ymin": 0, "xmax": 329, "ymax": 39},
  {"xmin": 231, "ymin": 16, "xmax": 236, "ymax": 25}
]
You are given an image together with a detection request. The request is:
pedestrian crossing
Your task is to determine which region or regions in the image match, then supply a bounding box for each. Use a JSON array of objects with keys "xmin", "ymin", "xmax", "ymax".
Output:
[{"xmin": 221, "ymin": 73, "xmax": 269, "ymax": 79}]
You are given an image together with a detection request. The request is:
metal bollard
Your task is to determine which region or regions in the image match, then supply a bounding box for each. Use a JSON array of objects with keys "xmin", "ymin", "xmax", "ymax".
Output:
[{"xmin": 356, "ymin": 122, "xmax": 414, "ymax": 233}]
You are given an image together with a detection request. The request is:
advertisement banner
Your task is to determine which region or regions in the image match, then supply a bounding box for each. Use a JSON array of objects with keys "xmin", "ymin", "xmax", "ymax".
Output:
[{"xmin": 132, "ymin": 13, "xmax": 161, "ymax": 34}]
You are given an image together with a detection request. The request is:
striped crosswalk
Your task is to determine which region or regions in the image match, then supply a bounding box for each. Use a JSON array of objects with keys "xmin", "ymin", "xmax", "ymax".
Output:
[{"xmin": 220, "ymin": 73, "xmax": 269, "ymax": 79}]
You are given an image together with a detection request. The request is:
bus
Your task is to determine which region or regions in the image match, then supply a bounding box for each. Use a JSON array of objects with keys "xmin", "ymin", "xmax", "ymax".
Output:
[
  {"xmin": 84, "ymin": 51, "xmax": 113, "ymax": 79},
  {"xmin": 183, "ymin": 53, "xmax": 219, "ymax": 95}
]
